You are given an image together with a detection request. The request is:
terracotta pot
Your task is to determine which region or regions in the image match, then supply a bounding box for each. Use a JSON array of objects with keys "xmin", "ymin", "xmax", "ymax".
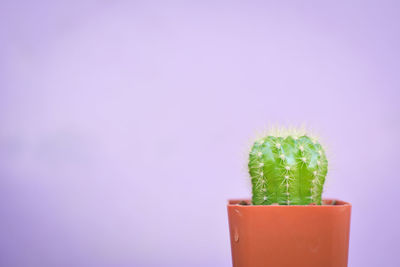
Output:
[{"xmin": 227, "ymin": 199, "xmax": 351, "ymax": 267}]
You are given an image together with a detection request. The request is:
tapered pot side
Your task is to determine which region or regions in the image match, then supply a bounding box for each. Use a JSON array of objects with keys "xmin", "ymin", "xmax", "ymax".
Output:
[{"xmin": 227, "ymin": 199, "xmax": 351, "ymax": 267}]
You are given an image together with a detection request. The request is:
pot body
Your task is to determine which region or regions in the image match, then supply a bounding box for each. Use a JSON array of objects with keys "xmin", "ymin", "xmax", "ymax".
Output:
[{"xmin": 227, "ymin": 199, "xmax": 351, "ymax": 267}]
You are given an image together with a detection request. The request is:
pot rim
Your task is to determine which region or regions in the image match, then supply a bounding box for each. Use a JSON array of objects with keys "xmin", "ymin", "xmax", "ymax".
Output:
[{"xmin": 228, "ymin": 199, "xmax": 351, "ymax": 207}]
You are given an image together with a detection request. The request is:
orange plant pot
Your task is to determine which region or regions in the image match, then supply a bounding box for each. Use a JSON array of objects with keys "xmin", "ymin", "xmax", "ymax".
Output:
[{"xmin": 227, "ymin": 199, "xmax": 351, "ymax": 267}]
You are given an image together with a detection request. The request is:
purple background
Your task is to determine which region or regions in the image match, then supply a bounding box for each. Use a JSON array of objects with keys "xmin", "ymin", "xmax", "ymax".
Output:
[{"xmin": 1, "ymin": 1, "xmax": 399, "ymax": 266}]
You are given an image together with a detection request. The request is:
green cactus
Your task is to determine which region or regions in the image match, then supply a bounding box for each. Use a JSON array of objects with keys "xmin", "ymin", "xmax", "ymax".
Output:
[{"xmin": 248, "ymin": 131, "xmax": 328, "ymax": 205}]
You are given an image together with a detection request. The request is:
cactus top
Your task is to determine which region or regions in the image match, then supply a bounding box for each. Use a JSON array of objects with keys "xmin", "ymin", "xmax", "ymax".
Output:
[{"xmin": 248, "ymin": 135, "xmax": 328, "ymax": 205}]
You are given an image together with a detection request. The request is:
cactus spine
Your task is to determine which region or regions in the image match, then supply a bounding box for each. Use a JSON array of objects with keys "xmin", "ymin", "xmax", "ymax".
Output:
[{"xmin": 248, "ymin": 132, "xmax": 328, "ymax": 205}]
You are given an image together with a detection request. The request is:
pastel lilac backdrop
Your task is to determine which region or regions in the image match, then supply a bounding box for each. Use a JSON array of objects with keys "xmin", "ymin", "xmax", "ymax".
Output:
[{"xmin": 1, "ymin": 1, "xmax": 399, "ymax": 266}]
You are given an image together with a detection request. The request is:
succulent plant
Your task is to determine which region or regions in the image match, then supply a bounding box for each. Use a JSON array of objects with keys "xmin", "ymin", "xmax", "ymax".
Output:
[{"xmin": 248, "ymin": 130, "xmax": 328, "ymax": 205}]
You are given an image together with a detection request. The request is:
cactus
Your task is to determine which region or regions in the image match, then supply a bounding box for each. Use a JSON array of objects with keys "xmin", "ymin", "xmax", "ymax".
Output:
[{"xmin": 248, "ymin": 130, "xmax": 328, "ymax": 205}]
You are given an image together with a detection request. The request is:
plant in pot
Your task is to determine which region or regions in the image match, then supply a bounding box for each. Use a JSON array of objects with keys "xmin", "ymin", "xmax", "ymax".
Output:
[{"xmin": 227, "ymin": 129, "xmax": 351, "ymax": 267}]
